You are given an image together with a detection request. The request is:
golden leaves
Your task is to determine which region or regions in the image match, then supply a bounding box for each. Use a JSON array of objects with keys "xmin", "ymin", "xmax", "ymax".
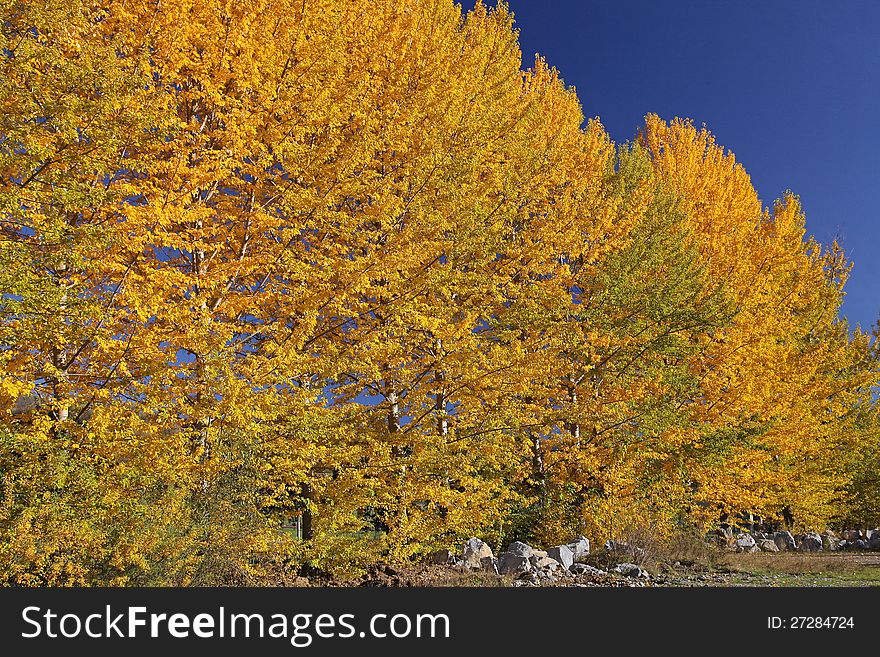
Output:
[{"xmin": 1, "ymin": 0, "xmax": 877, "ymax": 583}]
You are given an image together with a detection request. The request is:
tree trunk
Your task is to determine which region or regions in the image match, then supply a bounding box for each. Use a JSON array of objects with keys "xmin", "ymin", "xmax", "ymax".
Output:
[
  {"xmin": 435, "ymin": 339, "xmax": 447, "ymax": 437},
  {"xmin": 300, "ymin": 482, "xmax": 313, "ymax": 541}
]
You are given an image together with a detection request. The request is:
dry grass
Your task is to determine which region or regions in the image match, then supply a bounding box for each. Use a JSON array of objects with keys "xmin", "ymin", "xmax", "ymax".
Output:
[
  {"xmin": 720, "ymin": 551, "xmax": 880, "ymax": 575},
  {"xmin": 587, "ymin": 526, "xmax": 720, "ymax": 573},
  {"xmin": 420, "ymin": 569, "xmax": 513, "ymax": 587},
  {"xmin": 342, "ymin": 564, "xmax": 513, "ymax": 587}
]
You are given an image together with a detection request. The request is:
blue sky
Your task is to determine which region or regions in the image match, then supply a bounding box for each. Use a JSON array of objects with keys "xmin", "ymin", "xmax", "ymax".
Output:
[{"xmin": 465, "ymin": 0, "xmax": 880, "ymax": 331}]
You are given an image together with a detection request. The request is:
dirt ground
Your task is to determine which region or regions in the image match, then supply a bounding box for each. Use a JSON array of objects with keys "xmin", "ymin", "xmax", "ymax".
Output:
[{"xmin": 654, "ymin": 552, "xmax": 880, "ymax": 587}]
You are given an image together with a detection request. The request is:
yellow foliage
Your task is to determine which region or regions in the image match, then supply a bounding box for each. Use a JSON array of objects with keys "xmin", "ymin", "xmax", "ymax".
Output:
[{"xmin": 1, "ymin": 0, "xmax": 877, "ymax": 584}]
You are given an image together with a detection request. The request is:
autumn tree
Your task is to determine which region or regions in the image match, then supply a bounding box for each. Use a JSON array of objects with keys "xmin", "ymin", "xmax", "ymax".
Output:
[
  {"xmin": 1, "ymin": 0, "xmax": 877, "ymax": 585},
  {"xmin": 640, "ymin": 116, "xmax": 879, "ymax": 532}
]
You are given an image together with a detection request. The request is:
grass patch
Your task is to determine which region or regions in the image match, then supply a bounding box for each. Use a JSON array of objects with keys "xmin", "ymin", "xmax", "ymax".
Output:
[{"xmin": 717, "ymin": 553, "xmax": 880, "ymax": 587}]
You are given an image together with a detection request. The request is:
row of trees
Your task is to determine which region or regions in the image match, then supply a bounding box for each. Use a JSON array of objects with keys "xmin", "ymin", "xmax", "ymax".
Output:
[{"xmin": 1, "ymin": 0, "xmax": 878, "ymax": 584}]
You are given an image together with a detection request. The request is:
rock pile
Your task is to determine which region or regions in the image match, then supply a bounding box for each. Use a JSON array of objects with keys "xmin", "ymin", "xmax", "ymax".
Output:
[
  {"xmin": 716, "ymin": 528, "xmax": 880, "ymax": 553},
  {"xmin": 426, "ymin": 527, "xmax": 880, "ymax": 588},
  {"xmin": 433, "ymin": 536, "xmax": 650, "ymax": 587}
]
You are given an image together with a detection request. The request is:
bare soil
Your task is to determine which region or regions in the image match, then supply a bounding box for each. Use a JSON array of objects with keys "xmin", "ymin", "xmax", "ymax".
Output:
[{"xmin": 654, "ymin": 552, "xmax": 880, "ymax": 587}]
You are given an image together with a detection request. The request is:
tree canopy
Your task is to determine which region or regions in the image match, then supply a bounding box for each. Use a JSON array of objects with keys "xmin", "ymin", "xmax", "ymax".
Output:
[{"xmin": 1, "ymin": 0, "xmax": 877, "ymax": 584}]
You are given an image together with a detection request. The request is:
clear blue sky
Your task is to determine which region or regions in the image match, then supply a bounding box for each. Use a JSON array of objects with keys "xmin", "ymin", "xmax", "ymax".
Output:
[{"xmin": 464, "ymin": 0, "xmax": 880, "ymax": 331}]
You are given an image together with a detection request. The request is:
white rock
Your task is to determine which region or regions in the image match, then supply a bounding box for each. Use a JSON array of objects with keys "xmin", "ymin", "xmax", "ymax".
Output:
[
  {"xmin": 505, "ymin": 541, "xmax": 534, "ymax": 558},
  {"xmin": 570, "ymin": 563, "xmax": 606, "ymax": 576},
  {"xmin": 798, "ymin": 532, "xmax": 823, "ymax": 552},
  {"xmin": 567, "ymin": 536, "xmax": 590, "ymax": 560},
  {"xmin": 461, "ymin": 537, "xmax": 493, "ymax": 568},
  {"xmin": 612, "ymin": 563, "xmax": 650, "ymax": 579},
  {"xmin": 547, "ymin": 544, "xmax": 574, "ymax": 570},
  {"xmin": 757, "ymin": 539, "xmax": 779, "ymax": 553},
  {"xmin": 497, "ymin": 553, "xmax": 532, "ymax": 575},
  {"xmin": 532, "ymin": 556, "xmax": 562, "ymax": 570},
  {"xmin": 773, "ymin": 531, "xmax": 797, "ymax": 551},
  {"xmin": 734, "ymin": 533, "xmax": 756, "ymax": 552}
]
